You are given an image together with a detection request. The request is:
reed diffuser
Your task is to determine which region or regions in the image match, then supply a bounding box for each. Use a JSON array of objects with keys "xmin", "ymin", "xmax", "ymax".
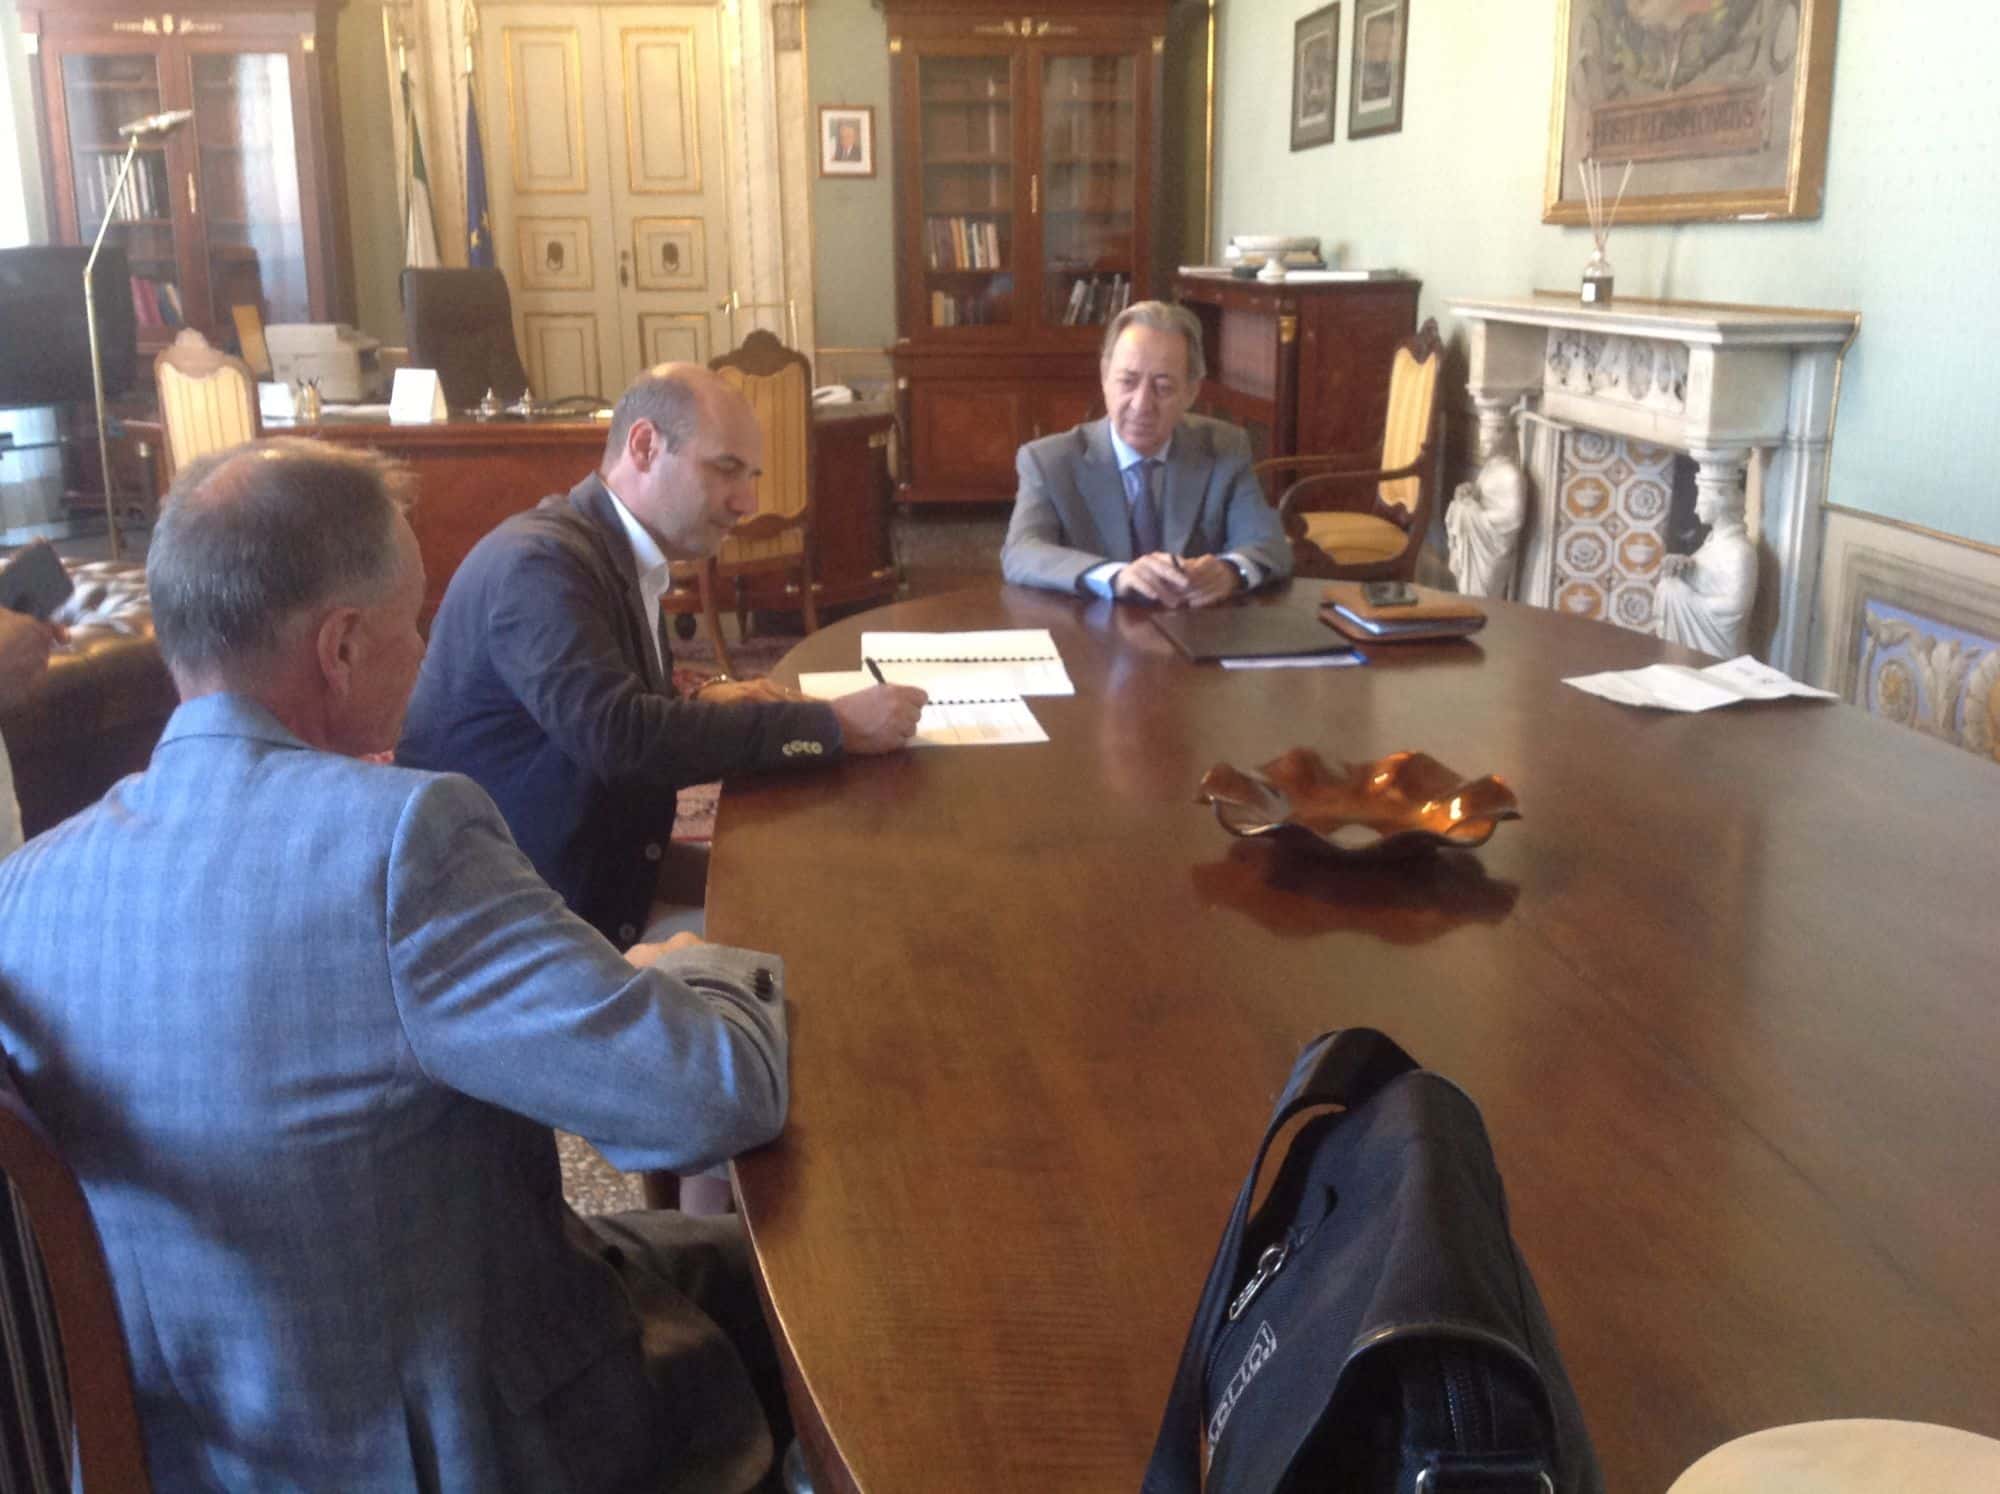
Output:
[{"xmin": 1577, "ymin": 157, "xmax": 1632, "ymax": 306}]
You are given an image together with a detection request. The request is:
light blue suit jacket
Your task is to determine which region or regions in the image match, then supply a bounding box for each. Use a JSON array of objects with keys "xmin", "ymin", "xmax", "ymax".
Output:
[
  {"xmin": 1000, "ymin": 414, "xmax": 1292, "ymax": 595},
  {"xmin": 0, "ymin": 694, "xmax": 788, "ymax": 1492}
]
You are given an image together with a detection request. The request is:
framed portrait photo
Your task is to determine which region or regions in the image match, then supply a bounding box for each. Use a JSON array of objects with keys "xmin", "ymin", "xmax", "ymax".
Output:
[
  {"xmin": 819, "ymin": 104, "xmax": 875, "ymax": 178},
  {"xmin": 1347, "ymin": 0, "xmax": 1408, "ymax": 139},
  {"xmin": 1545, "ymin": 0, "xmax": 1840, "ymax": 224},
  {"xmin": 1290, "ymin": 4, "xmax": 1340, "ymax": 152}
]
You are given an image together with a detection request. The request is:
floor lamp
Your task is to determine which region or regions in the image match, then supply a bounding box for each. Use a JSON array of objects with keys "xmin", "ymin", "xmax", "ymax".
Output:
[{"xmin": 85, "ymin": 107, "xmax": 191, "ymax": 561}]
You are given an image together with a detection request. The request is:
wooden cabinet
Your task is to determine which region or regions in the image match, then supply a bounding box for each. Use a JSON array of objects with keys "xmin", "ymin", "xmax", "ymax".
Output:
[
  {"xmin": 887, "ymin": 0, "xmax": 1166, "ymax": 505},
  {"xmin": 21, "ymin": 0, "xmax": 352, "ymax": 353},
  {"xmin": 1174, "ymin": 272, "xmax": 1423, "ymax": 464}
]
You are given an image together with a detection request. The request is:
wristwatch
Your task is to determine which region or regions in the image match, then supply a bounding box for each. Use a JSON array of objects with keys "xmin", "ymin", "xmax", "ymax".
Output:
[
  {"xmin": 1221, "ymin": 556, "xmax": 1253, "ymax": 591},
  {"xmin": 685, "ymin": 672, "xmax": 731, "ymax": 698}
]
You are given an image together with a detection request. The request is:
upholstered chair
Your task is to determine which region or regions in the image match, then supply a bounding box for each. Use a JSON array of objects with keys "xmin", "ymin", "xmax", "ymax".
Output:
[{"xmin": 1258, "ymin": 318, "xmax": 1446, "ymax": 582}]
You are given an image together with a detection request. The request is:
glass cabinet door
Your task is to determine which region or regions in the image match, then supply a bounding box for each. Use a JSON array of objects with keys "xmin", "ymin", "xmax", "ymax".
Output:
[
  {"xmin": 189, "ymin": 51, "xmax": 311, "ymax": 327},
  {"xmin": 915, "ymin": 53, "xmax": 1015, "ymax": 330},
  {"xmin": 57, "ymin": 52, "xmax": 186, "ymax": 334},
  {"xmin": 1039, "ymin": 51, "xmax": 1137, "ymax": 330}
]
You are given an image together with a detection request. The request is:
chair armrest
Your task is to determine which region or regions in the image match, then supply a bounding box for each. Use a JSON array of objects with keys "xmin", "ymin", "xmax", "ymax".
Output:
[
  {"xmin": 1253, "ymin": 448, "xmax": 1382, "ymax": 495},
  {"xmin": 1276, "ymin": 454, "xmax": 1428, "ymax": 520}
]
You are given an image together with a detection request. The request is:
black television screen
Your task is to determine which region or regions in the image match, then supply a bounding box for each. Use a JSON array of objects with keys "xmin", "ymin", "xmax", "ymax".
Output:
[{"xmin": 0, "ymin": 245, "xmax": 137, "ymax": 409}]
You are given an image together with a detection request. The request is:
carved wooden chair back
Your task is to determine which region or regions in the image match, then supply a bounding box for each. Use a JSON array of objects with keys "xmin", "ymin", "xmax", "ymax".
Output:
[
  {"xmin": 152, "ymin": 328, "xmax": 257, "ymax": 478},
  {"xmin": 708, "ymin": 330, "xmax": 819, "ymax": 639},
  {"xmin": 0, "ymin": 1058, "xmax": 152, "ymax": 1491}
]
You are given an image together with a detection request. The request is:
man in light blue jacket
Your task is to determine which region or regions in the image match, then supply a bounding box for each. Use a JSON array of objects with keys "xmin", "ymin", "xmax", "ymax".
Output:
[{"xmin": 0, "ymin": 438, "xmax": 792, "ymax": 1492}]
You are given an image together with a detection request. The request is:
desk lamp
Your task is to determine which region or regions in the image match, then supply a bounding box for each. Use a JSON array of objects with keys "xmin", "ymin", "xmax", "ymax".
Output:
[{"xmin": 86, "ymin": 106, "xmax": 192, "ymax": 560}]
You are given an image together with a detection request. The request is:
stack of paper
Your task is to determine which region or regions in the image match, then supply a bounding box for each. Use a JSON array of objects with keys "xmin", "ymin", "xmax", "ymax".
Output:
[
  {"xmin": 1563, "ymin": 655, "xmax": 1839, "ymax": 712},
  {"xmin": 798, "ymin": 670, "xmax": 1048, "ymax": 747},
  {"xmin": 801, "ymin": 631, "xmax": 1075, "ymax": 748},
  {"xmin": 859, "ymin": 629, "xmax": 1075, "ymax": 697}
]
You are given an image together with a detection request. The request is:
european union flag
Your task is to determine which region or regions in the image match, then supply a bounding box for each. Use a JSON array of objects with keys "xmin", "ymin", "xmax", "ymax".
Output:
[{"xmin": 465, "ymin": 88, "xmax": 494, "ymax": 269}]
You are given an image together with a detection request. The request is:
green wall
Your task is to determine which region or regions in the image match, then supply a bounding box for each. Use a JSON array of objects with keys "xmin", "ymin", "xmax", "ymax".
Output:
[
  {"xmin": 806, "ymin": 0, "xmax": 898, "ymax": 352},
  {"xmin": 1214, "ymin": 1, "xmax": 2000, "ymax": 548}
]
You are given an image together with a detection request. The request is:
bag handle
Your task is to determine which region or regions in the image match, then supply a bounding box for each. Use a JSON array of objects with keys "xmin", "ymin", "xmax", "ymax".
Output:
[{"xmin": 1143, "ymin": 1028, "xmax": 1419, "ymax": 1493}]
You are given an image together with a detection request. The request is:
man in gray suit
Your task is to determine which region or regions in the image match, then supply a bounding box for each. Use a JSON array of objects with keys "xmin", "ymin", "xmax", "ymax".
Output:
[
  {"xmin": 1001, "ymin": 300, "xmax": 1291, "ymax": 606},
  {"xmin": 0, "ymin": 439, "xmax": 792, "ymax": 1492}
]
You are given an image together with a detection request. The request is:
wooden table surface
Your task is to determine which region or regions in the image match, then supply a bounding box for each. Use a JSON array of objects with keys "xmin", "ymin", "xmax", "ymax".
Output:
[{"xmin": 709, "ymin": 583, "xmax": 2000, "ymax": 1493}]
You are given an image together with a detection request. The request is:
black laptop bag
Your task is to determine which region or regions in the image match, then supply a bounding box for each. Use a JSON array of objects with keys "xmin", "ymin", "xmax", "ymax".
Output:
[{"xmin": 1143, "ymin": 1028, "xmax": 1602, "ymax": 1494}]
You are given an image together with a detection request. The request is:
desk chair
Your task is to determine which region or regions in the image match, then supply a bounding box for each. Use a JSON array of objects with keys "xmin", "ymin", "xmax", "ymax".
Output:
[
  {"xmin": 707, "ymin": 331, "xmax": 819, "ymax": 645},
  {"xmin": 1258, "ymin": 318, "xmax": 1445, "ymax": 582},
  {"xmin": 400, "ymin": 268, "xmax": 531, "ymax": 411},
  {"xmin": 152, "ymin": 328, "xmax": 257, "ymax": 479},
  {"xmin": 0, "ymin": 1060, "xmax": 152, "ymax": 1491}
]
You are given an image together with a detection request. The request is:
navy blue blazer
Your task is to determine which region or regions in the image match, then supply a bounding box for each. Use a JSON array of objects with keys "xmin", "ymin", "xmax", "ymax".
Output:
[{"xmin": 398, "ymin": 476, "xmax": 840, "ymax": 944}]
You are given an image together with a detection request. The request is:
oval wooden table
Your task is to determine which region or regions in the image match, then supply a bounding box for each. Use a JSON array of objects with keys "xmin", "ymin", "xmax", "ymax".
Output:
[{"xmin": 710, "ymin": 583, "xmax": 2000, "ymax": 1493}]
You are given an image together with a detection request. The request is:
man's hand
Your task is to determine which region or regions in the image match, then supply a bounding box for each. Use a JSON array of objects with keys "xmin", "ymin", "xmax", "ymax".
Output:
[
  {"xmin": 1179, "ymin": 554, "xmax": 1242, "ymax": 608},
  {"xmin": 624, "ymin": 931, "xmax": 706, "ymax": 966},
  {"xmin": 0, "ymin": 609, "xmax": 63, "ymax": 712},
  {"xmin": 831, "ymin": 682, "xmax": 927, "ymax": 754},
  {"xmin": 694, "ymin": 676, "xmax": 806, "ymax": 706},
  {"xmin": 1112, "ymin": 553, "xmax": 1196, "ymax": 607}
]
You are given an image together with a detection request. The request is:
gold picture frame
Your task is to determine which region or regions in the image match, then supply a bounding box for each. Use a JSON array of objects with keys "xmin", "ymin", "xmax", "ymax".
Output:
[{"xmin": 1544, "ymin": 0, "xmax": 1840, "ymax": 225}]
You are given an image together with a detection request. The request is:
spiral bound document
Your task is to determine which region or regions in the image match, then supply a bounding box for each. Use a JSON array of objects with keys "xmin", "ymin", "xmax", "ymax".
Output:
[
  {"xmin": 857, "ymin": 629, "xmax": 1075, "ymax": 697},
  {"xmin": 798, "ymin": 671, "xmax": 1049, "ymax": 747}
]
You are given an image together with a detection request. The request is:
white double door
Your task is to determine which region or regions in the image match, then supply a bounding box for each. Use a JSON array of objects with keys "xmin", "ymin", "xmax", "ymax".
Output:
[{"xmin": 480, "ymin": 3, "xmax": 731, "ymax": 400}]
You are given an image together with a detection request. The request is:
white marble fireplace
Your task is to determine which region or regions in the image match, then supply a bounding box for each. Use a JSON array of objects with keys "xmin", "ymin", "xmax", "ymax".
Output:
[{"xmin": 1443, "ymin": 294, "xmax": 1859, "ymax": 678}]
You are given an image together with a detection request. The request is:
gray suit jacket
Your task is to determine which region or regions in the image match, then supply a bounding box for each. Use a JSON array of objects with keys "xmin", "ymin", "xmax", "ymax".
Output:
[
  {"xmin": 1000, "ymin": 415, "xmax": 1291, "ymax": 595},
  {"xmin": 0, "ymin": 695, "xmax": 788, "ymax": 1491}
]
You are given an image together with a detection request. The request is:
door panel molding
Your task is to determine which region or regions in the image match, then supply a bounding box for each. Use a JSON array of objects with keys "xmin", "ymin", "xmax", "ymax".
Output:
[{"xmin": 620, "ymin": 27, "xmax": 703, "ymax": 194}]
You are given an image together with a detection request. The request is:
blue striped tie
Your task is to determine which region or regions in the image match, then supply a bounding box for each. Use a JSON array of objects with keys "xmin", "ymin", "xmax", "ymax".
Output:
[{"xmin": 1125, "ymin": 457, "xmax": 1162, "ymax": 556}]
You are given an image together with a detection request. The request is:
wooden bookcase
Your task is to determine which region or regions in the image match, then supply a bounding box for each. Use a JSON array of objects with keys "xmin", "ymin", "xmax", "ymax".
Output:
[
  {"xmin": 887, "ymin": 0, "xmax": 1167, "ymax": 505},
  {"xmin": 20, "ymin": 0, "xmax": 352, "ymax": 355}
]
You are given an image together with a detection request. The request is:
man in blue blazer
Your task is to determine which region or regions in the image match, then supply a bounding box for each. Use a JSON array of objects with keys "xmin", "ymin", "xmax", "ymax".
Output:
[
  {"xmin": 398, "ymin": 364, "xmax": 925, "ymax": 950},
  {"xmin": 1001, "ymin": 300, "xmax": 1291, "ymax": 606},
  {"xmin": 0, "ymin": 439, "xmax": 793, "ymax": 1491}
]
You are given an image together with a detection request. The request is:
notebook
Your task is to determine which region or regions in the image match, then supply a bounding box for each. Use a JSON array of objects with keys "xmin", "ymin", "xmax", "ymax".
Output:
[
  {"xmin": 1319, "ymin": 582, "xmax": 1486, "ymax": 643},
  {"xmin": 1149, "ymin": 601, "xmax": 1357, "ymax": 664}
]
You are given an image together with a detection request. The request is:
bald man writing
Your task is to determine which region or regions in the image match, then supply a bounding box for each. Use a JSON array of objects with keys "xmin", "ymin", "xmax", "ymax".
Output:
[{"xmin": 399, "ymin": 363, "xmax": 927, "ymax": 950}]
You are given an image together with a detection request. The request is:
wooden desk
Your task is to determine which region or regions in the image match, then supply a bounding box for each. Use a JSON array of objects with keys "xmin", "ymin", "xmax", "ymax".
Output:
[
  {"xmin": 291, "ymin": 417, "xmax": 604, "ymax": 625},
  {"xmin": 279, "ymin": 407, "xmax": 899, "ymax": 624},
  {"xmin": 710, "ymin": 584, "xmax": 2000, "ymax": 1492}
]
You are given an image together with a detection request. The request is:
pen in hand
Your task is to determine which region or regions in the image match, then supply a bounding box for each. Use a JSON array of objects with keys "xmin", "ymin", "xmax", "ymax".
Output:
[{"xmin": 865, "ymin": 657, "xmax": 887, "ymax": 686}]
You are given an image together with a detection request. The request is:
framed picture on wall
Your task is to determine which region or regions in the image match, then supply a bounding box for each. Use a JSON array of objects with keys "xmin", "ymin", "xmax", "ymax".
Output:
[
  {"xmin": 819, "ymin": 105, "xmax": 875, "ymax": 178},
  {"xmin": 1290, "ymin": 4, "xmax": 1340, "ymax": 151},
  {"xmin": 1347, "ymin": 0, "xmax": 1408, "ymax": 139},
  {"xmin": 1545, "ymin": 0, "xmax": 1840, "ymax": 224}
]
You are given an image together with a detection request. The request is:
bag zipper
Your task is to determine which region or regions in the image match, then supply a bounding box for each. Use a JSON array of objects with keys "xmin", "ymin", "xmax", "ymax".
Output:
[{"xmin": 1226, "ymin": 1240, "xmax": 1289, "ymax": 1322}]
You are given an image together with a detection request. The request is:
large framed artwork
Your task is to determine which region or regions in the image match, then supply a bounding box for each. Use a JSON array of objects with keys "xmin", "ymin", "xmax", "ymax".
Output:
[
  {"xmin": 1545, "ymin": 0, "xmax": 1840, "ymax": 225},
  {"xmin": 1290, "ymin": 4, "xmax": 1340, "ymax": 152},
  {"xmin": 1347, "ymin": 0, "xmax": 1408, "ymax": 140}
]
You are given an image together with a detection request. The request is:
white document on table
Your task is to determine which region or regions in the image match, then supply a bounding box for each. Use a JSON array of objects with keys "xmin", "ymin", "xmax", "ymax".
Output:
[
  {"xmin": 857, "ymin": 629, "xmax": 1075, "ymax": 696},
  {"xmin": 1563, "ymin": 655, "xmax": 1840, "ymax": 713},
  {"xmin": 798, "ymin": 671, "xmax": 1049, "ymax": 747}
]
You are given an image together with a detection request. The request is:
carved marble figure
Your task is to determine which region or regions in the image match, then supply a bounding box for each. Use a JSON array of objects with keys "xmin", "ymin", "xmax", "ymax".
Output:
[
  {"xmin": 1656, "ymin": 475, "xmax": 1757, "ymax": 657},
  {"xmin": 1446, "ymin": 452, "xmax": 1528, "ymax": 599}
]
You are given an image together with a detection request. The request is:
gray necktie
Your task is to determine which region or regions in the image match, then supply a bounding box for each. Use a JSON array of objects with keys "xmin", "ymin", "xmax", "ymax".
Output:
[{"xmin": 1125, "ymin": 457, "xmax": 1162, "ymax": 556}]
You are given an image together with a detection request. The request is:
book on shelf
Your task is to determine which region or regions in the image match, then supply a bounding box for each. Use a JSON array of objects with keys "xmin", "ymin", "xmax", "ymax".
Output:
[{"xmin": 129, "ymin": 276, "xmax": 162, "ymax": 329}]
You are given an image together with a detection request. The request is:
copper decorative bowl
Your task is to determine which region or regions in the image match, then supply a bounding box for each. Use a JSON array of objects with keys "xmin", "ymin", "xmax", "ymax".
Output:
[{"xmin": 1197, "ymin": 748, "xmax": 1520, "ymax": 860}]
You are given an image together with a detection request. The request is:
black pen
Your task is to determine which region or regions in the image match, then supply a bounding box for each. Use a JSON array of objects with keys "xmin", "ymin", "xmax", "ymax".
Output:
[{"xmin": 865, "ymin": 657, "xmax": 887, "ymax": 685}]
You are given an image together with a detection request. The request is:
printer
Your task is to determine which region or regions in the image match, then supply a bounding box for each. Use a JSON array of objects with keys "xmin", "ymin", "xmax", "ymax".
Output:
[{"xmin": 264, "ymin": 323, "xmax": 385, "ymax": 402}]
